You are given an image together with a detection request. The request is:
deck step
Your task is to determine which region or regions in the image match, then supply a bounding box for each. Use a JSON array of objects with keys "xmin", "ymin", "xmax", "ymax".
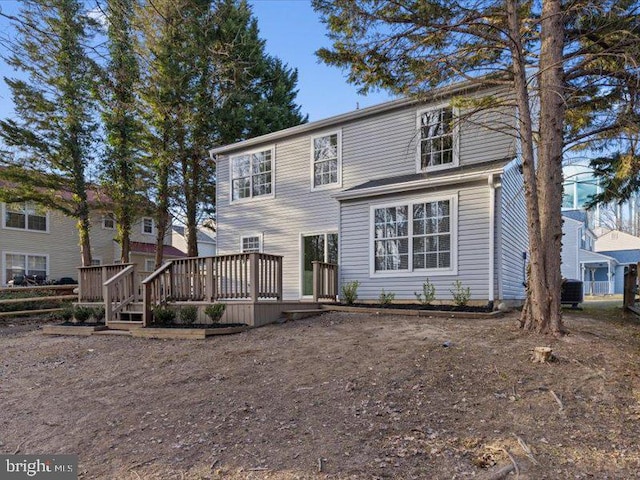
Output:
[
  {"xmin": 107, "ymin": 320, "xmax": 144, "ymax": 331},
  {"xmin": 281, "ymin": 309, "xmax": 325, "ymax": 321}
]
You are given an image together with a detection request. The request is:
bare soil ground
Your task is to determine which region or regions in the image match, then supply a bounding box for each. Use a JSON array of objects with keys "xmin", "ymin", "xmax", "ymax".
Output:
[{"xmin": 1, "ymin": 307, "xmax": 639, "ymax": 479}]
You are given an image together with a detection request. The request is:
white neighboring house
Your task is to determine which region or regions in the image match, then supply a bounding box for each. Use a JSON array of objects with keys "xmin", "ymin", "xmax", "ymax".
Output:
[{"xmin": 171, "ymin": 225, "xmax": 217, "ymax": 257}]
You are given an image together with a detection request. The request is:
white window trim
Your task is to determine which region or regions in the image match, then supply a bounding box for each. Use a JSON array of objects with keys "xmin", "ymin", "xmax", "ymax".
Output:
[
  {"xmin": 310, "ymin": 129, "xmax": 342, "ymax": 191},
  {"xmin": 1, "ymin": 202, "xmax": 50, "ymax": 234},
  {"xmin": 240, "ymin": 233, "xmax": 263, "ymax": 253},
  {"xmin": 91, "ymin": 257, "xmax": 102, "ymax": 266},
  {"xmin": 102, "ymin": 213, "xmax": 116, "ymax": 230},
  {"xmin": 415, "ymin": 104, "xmax": 460, "ymax": 173},
  {"xmin": 2, "ymin": 251, "xmax": 50, "ymax": 285},
  {"xmin": 369, "ymin": 193, "xmax": 458, "ymax": 278},
  {"xmin": 141, "ymin": 217, "xmax": 155, "ymax": 236},
  {"xmin": 144, "ymin": 258, "xmax": 156, "ymax": 272},
  {"xmin": 229, "ymin": 145, "xmax": 276, "ymax": 205},
  {"xmin": 298, "ymin": 230, "xmax": 339, "ymax": 299}
]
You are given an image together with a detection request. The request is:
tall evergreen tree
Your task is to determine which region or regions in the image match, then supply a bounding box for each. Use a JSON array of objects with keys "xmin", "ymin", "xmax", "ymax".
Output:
[
  {"xmin": 100, "ymin": 0, "xmax": 142, "ymax": 263},
  {"xmin": 139, "ymin": 0, "xmax": 307, "ymax": 259},
  {"xmin": 313, "ymin": 0, "xmax": 640, "ymax": 335},
  {"xmin": 0, "ymin": 0, "xmax": 98, "ymax": 266}
]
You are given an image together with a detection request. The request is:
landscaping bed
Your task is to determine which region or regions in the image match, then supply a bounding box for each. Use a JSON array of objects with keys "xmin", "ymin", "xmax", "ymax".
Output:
[
  {"xmin": 322, "ymin": 302, "xmax": 499, "ymax": 318},
  {"xmin": 131, "ymin": 324, "xmax": 250, "ymax": 339},
  {"xmin": 42, "ymin": 323, "xmax": 107, "ymax": 336}
]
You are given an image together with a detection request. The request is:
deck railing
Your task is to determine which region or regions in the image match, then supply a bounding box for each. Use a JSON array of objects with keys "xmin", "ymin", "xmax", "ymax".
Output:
[
  {"xmin": 142, "ymin": 253, "xmax": 283, "ymax": 325},
  {"xmin": 78, "ymin": 263, "xmax": 132, "ymax": 302},
  {"xmin": 312, "ymin": 261, "xmax": 339, "ymax": 302},
  {"xmin": 104, "ymin": 265, "xmax": 136, "ymax": 321}
]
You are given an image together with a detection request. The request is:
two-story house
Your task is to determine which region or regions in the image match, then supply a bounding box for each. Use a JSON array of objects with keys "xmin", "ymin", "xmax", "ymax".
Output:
[
  {"xmin": 211, "ymin": 82, "xmax": 529, "ymax": 306},
  {"xmin": 0, "ymin": 198, "xmax": 185, "ymax": 285}
]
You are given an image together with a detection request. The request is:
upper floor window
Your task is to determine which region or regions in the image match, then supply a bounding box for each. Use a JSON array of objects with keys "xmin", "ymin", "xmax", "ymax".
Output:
[
  {"xmin": 311, "ymin": 131, "xmax": 341, "ymax": 189},
  {"xmin": 240, "ymin": 234, "xmax": 262, "ymax": 253},
  {"xmin": 371, "ymin": 196, "xmax": 456, "ymax": 276},
  {"xmin": 142, "ymin": 217, "xmax": 155, "ymax": 235},
  {"xmin": 418, "ymin": 107, "xmax": 456, "ymax": 171},
  {"xmin": 102, "ymin": 213, "xmax": 115, "ymax": 230},
  {"xmin": 231, "ymin": 148, "xmax": 273, "ymax": 202},
  {"xmin": 3, "ymin": 202, "xmax": 48, "ymax": 232}
]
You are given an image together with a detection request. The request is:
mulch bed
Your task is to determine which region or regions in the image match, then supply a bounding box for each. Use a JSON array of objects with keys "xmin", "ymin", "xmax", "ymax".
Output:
[{"xmin": 336, "ymin": 302, "xmax": 493, "ymax": 312}]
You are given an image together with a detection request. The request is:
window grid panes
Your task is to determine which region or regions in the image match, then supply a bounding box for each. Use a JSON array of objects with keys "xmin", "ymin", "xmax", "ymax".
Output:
[
  {"xmin": 103, "ymin": 213, "xmax": 115, "ymax": 229},
  {"xmin": 143, "ymin": 218, "xmax": 154, "ymax": 234},
  {"xmin": 420, "ymin": 108, "xmax": 454, "ymax": 170},
  {"xmin": 5, "ymin": 253, "xmax": 47, "ymax": 283},
  {"xmin": 241, "ymin": 236, "xmax": 261, "ymax": 253},
  {"xmin": 232, "ymin": 150, "xmax": 273, "ymax": 200},
  {"xmin": 373, "ymin": 199, "xmax": 453, "ymax": 273},
  {"xmin": 374, "ymin": 206, "xmax": 409, "ymax": 271},
  {"xmin": 313, "ymin": 134, "xmax": 339, "ymax": 187},
  {"xmin": 4, "ymin": 202, "xmax": 47, "ymax": 231},
  {"xmin": 413, "ymin": 201, "xmax": 451, "ymax": 269}
]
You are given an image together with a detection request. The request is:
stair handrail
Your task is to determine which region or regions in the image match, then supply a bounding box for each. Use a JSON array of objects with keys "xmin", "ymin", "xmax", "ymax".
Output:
[
  {"xmin": 103, "ymin": 264, "xmax": 136, "ymax": 322},
  {"xmin": 141, "ymin": 261, "xmax": 174, "ymax": 326}
]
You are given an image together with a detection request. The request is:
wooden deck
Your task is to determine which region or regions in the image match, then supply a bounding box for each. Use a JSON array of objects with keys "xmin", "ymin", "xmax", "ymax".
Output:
[{"xmin": 77, "ymin": 255, "xmax": 338, "ymax": 328}]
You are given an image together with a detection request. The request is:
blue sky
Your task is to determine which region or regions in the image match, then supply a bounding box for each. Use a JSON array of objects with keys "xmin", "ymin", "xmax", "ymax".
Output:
[{"xmin": 0, "ymin": 0, "xmax": 394, "ymax": 123}]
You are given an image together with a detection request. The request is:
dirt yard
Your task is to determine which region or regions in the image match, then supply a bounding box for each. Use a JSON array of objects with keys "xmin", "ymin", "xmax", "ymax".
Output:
[{"xmin": 1, "ymin": 307, "xmax": 639, "ymax": 479}]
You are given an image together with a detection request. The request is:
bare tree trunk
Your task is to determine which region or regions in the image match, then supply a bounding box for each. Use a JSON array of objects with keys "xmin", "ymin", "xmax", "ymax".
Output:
[
  {"xmin": 185, "ymin": 154, "xmax": 200, "ymax": 257},
  {"xmin": 506, "ymin": 0, "xmax": 554, "ymax": 332},
  {"xmin": 535, "ymin": 0, "xmax": 566, "ymax": 335},
  {"xmin": 78, "ymin": 214, "xmax": 92, "ymax": 267}
]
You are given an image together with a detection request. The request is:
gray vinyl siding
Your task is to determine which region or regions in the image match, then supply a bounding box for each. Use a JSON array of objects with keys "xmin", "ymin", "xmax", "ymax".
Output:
[
  {"xmin": 216, "ymin": 91, "xmax": 517, "ymax": 299},
  {"xmin": 561, "ymin": 219, "xmax": 581, "ymax": 280},
  {"xmin": 339, "ymin": 183, "xmax": 492, "ymax": 302},
  {"xmin": 498, "ymin": 160, "xmax": 528, "ymax": 300}
]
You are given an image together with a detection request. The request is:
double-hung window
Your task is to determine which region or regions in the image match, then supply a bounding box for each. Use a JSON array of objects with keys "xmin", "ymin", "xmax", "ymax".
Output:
[
  {"xmin": 102, "ymin": 213, "xmax": 115, "ymax": 230},
  {"xmin": 372, "ymin": 196, "xmax": 456, "ymax": 275},
  {"xmin": 3, "ymin": 202, "xmax": 48, "ymax": 232},
  {"xmin": 142, "ymin": 217, "xmax": 155, "ymax": 235},
  {"xmin": 231, "ymin": 148, "xmax": 273, "ymax": 202},
  {"xmin": 311, "ymin": 131, "xmax": 341, "ymax": 189},
  {"xmin": 418, "ymin": 107, "xmax": 456, "ymax": 171},
  {"xmin": 4, "ymin": 253, "xmax": 47, "ymax": 284}
]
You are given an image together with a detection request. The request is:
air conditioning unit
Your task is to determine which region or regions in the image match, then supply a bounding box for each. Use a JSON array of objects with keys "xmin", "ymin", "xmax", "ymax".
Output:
[{"xmin": 561, "ymin": 279, "xmax": 583, "ymax": 308}]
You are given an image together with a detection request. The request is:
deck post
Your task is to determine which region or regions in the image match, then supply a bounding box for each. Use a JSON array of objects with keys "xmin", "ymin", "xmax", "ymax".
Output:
[
  {"xmin": 312, "ymin": 261, "xmax": 319, "ymax": 302},
  {"xmin": 277, "ymin": 256, "xmax": 283, "ymax": 301},
  {"xmin": 250, "ymin": 253, "xmax": 259, "ymax": 302},
  {"xmin": 205, "ymin": 257, "xmax": 215, "ymax": 301},
  {"xmin": 77, "ymin": 268, "xmax": 83, "ymax": 302},
  {"xmin": 142, "ymin": 281, "xmax": 151, "ymax": 327}
]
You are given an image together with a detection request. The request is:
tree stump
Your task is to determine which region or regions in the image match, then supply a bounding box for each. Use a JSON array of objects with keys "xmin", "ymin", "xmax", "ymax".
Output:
[{"xmin": 531, "ymin": 346, "xmax": 553, "ymax": 363}]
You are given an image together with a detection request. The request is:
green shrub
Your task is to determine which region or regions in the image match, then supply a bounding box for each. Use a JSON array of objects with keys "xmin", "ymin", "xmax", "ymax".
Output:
[
  {"xmin": 415, "ymin": 279, "xmax": 436, "ymax": 305},
  {"xmin": 92, "ymin": 306, "xmax": 105, "ymax": 322},
  {"xmin": 60, "ymin": 305, "xmax": 74, "ymax": 321},
  {"xmin": 204, "ymin": 303, "xmax": 226, "ymax": 323},
  {"xmin": 180, "ymin": 305, "xmax": 198, "ymax": 325},
  {"xmin": 153, "ymin": 306, "xmax": 176, "ymax": 325},
  {"xmin": 73, "ymin": 306, "xmax": 93, "ymax": 323},
  {"xmin": 341, "ymin": 280, "xmax": 360, "ymax": 305},
  {"xmin": 450, "ymin": 280, "xmax": 471, "ymax": 306},
  {"xmin": 379, "ymin": 289, "xmax": 395, "ymax": 306}
]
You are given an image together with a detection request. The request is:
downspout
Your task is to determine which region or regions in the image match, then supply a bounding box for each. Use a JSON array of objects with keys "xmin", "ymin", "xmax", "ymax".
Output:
[{"xmin": 488, "ymin": 174, "xmax": 496, "ymax": 308}]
